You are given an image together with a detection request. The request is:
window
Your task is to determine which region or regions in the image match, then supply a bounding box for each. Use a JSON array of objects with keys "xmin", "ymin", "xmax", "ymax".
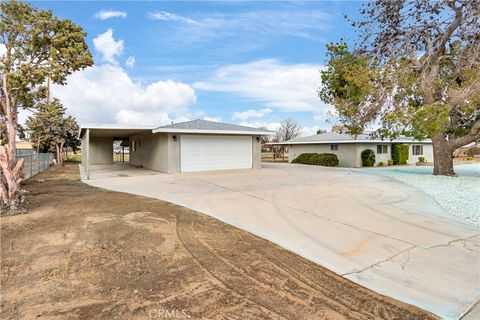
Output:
[
  {"xmin": 330, "ymin": 144, "xmax": 338, "ymax": 151},
  {"xmin": 131, "ymin": 141, "xmax": 136, "ymax": 152},
  {"xmin": 412, "ymin": 145, "xmax": 423, "ymax": 155},
  {"xmin": 377, "ymin": 145, "xmax": 388, "ymax": 154}
]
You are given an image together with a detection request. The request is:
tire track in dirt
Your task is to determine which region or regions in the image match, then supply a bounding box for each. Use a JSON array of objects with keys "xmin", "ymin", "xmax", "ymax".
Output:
[
  {"xmin": 176, "ymin": 211, "xmax": 290, "ymax": 320},
  {"xmin": 177, "ymin": 209, "xmax": 437, "ymax": 320}
]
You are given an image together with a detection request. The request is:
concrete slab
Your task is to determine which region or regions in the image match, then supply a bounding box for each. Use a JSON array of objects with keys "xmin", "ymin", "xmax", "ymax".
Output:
[{"xmin": 85, "ymin": 163, "xmax": 480, "ymax": 319}]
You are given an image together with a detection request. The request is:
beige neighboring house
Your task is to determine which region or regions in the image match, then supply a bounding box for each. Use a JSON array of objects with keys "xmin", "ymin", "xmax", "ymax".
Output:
[
  {"xmin": 16, "ymin": 140, "xmax": 33, "ymax": 155},
  {"xmin": 274, "ymin": 132, "xmax": 433, "ymax": 167},
  {"xmin": 453, "ymin": 141, "xmax": 478, "ymax": 157},
  {"xmin": 79, "ymin": 119, "xmax": 273, "ymax": 178}
]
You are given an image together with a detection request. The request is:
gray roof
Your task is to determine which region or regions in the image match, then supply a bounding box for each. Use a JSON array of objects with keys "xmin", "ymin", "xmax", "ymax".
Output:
[
  {"xmin": 275, "ymin": 132, "xmax": 431, "ymax": 145},
  {"xmin": 153, "ymin": 119, "xmax": 273, "ymax": 134}
]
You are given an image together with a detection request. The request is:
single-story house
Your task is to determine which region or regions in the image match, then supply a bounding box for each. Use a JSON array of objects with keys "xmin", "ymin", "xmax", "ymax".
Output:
[
  {"xmin": 79, "ymin": 119, "xmax": 273, "ymax": 178},
  {"xmin": 273, "ymin": 132, "xmax": 433, "ymax": 167}
]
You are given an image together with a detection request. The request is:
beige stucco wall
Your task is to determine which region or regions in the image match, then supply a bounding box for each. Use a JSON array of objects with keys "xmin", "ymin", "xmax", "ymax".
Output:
[
  {"xmin": 87, "ymin": 137, "xmax": 113, "ymax": 165},
  {"xmin": 356, "ymin": 143, "xmax": 390, "ymax": 166},
  {"xmin": 252, "ymin": 136, "xmax": 262, "ymax": 169},
  {"xmin": 129, "ymin": 132, "xmax": 170, "ymax": 172},
  {"xmin": 289, "ymin": 143, "xmax": 359, "ymax": 167},
  {"xmin": 289, "ymin": 142, "xmax": 434, "ymax": 167},
  {"xmin": 407, "ymin": 143, "xmax": 434, "ymax": 164},
  {"xmin": 168, "ymin": 133, "xmax": 181, "ymax": 173}
]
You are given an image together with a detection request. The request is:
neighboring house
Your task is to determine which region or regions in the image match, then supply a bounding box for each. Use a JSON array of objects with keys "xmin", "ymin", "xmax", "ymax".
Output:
[
  {"xmin": 79, "ymin": 119, "xmax": 273, "ymax": 177},
  {"xmin": 453, "ymin": 141, "xmax": 478, "ymax": 157},
  {"xmin": 16, "ymin": 140, "xmax": 33, "ymax": 155},
  {"xmin": 273, "ymin": 132, "xmax": 433, "ymax": 167}
]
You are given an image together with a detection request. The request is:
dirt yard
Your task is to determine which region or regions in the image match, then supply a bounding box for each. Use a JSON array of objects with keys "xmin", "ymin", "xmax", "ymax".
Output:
[{"xmin": 1, "ymin": 163, "xmax": 437, "ymax": 320}]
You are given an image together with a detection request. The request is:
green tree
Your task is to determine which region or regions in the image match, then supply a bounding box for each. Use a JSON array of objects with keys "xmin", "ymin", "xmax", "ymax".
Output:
[
  {"xmin": 0, "ymin": 0, "xmax": 93, "ymax": 213},
  {"xmin": 26, "ymin": 99, "xmax": 79, "ymax": 165},
  {"xmin": 319, "ymin": 1, "xmax": 480, "ymax": 176}
]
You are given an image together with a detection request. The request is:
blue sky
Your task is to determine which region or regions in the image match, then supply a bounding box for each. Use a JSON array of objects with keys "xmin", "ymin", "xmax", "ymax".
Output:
[{"xmin": 30, "ymin": 1, "xmax": 363, "ymax": 135}]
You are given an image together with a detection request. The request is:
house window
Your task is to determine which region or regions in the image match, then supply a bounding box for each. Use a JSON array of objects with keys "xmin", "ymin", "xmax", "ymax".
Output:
[
  {"xmin": 330, "ymin": 144, "xmax": 338, "ymax": 151},
  {"xmin": 412, "ymin": 145, "xmax": 423, "ymax": 155},
  {"xmin": 377, "ymin": 145, "xmax": 388, "ymax": 154},
  {"xmin": 131, "ymin": 141, "xmax": 136, "ymax": 152}
]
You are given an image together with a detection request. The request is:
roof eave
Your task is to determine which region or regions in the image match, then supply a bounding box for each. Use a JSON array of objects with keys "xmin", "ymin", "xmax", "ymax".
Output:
[
  {"xmin": 152, "ymin": 128, "xmax": 275, "ymax": 135},
  {"xmin": 269, "ymin": 139, "xmax": 432, "ymax": 145}
]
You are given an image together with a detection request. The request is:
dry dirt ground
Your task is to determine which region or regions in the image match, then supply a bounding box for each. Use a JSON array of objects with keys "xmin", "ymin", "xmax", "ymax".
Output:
[{"xmin": 1, "ymin": 163, "xmax": 437, "ymax": 320}]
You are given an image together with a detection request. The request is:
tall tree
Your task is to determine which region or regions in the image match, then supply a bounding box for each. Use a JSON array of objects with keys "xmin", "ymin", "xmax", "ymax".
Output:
[
  {"xmin": 319, "ymin": 0, "xmax": 480, "ymax": 176},
  {"xmin": 26, "ymin": 99, "xmax": 79, "ymax": 165},
  {"xmin": 0, "ymin": 0, "xmax": 92, "ymax": 213}
]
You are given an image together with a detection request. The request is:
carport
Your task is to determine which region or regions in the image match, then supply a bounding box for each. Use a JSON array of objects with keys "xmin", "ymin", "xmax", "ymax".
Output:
[{"xmin": 79, "ymin": 124, "xmax": 154, "ymax": 179}]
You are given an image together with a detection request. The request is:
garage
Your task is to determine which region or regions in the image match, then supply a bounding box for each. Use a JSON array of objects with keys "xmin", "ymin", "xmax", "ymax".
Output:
[
  {"xmin": 180, "ymin": 135, "xmax": 253, "ymax": 172},
  {"xmin": 79, "ymin": 119, "xmax": 273, "ymax": 178}
]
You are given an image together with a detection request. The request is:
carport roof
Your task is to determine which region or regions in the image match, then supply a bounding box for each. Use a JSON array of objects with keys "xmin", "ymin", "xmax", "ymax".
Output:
[
  {"xmin": 79, "ymin": 124, "xmax": 155, "ymax": 138},
  {"xmin": 80, "ymin": 120, "xmax": 274, "ymax": 138}
]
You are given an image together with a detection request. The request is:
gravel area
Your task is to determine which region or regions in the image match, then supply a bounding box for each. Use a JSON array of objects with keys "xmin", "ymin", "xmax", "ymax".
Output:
[{"xmin": 367, "ymin": 163, "xmax": 480, "ymax": 226}]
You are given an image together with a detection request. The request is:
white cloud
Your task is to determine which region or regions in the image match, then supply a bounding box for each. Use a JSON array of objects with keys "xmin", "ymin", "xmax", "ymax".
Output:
[
  {"xmin": 148, "ymin": 10, "xmax": 332, "ymax": 48},
  {"xmin": 148, "ymin": 11, "xmax": 199, "ymax": 24},
  {"xmin": 125, "ymin": 56, "xmax": 135, "ymax": 68},
  {"xmin": 51, "ymin": 64, "xmax": 196, "ymax": 126},
  {"xmin": 239, "ymin": 121, "xmax": 281, "ymax": 132},
  {"xmin": 300, "ymin": 126, "xmax": 320, "ymax": 137},
  {"xmin": 93, "ymin": 29, "xmax": 124, "ymax": 64},
  {"xmin": 194, "ymin": 59, "xmax": 328, "ymax": 113},
  {"xmin": 203, "ymin": 116, "xmax": 222, "ymax": 122},
  {"xmin": 232, "ymin": 108, "xmax": 272, "ymax": 121},
  {"xmin": 0, "ymin": 44, "xmax": 6, "ymax": 57},
  {"xmin": 94, "ymin": 10, "xmax": 127, "ymax": 20}
]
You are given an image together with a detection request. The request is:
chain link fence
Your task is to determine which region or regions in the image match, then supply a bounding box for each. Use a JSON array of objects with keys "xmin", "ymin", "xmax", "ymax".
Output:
[{"xmin": 15, "ymin": 153, "xmax": 54, "ymax": 179}]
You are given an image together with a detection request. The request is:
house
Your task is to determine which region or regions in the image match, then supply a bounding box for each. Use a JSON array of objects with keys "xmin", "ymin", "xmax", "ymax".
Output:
[
  {"xmin": 274, "ymin": 132, "xmax": 433, "ymax": 167},
  {"xmin": 453, "ymin": 141, "xmax": 478, "ymax": 157},
  {"xmin": 79, "ymin": 119, "xmax": 273, "ymax": 178},
  {"xmin": 16, "ymin": 140, "xmax": 33, "ymax": 155}
]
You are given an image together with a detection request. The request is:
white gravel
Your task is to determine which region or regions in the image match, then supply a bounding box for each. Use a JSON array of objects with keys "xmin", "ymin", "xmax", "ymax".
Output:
[{"xmin": 368, "ymin": 163, "xmax": 480, "ymax": 226}]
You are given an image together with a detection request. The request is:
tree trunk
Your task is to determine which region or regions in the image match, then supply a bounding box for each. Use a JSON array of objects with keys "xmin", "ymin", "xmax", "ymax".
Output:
[
  {"xmin": 431, "ymin": 134, "xmax": 455, "ymax": 176},
  {"xmin": 1, "ymin": 76, "xmax": 26, "ymax": 214}
]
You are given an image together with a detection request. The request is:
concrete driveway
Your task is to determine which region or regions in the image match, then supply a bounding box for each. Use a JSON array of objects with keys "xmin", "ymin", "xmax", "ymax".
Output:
[{"xmin": 85, "ymin": 163, "xmax": 480, "ymax": 319}]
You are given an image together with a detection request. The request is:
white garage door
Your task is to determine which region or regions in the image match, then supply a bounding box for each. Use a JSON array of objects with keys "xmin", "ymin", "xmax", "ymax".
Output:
[{"xmin": 181, "ymin": 135, "xmax": 253, "ymax": 172}]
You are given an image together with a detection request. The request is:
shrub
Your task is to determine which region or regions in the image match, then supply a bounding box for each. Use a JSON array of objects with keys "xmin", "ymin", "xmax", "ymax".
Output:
[
  {"xmin": 309, "ymin": 153, "xmax": 339, "ymax": 166},
  {"xmin": 387, "ymin": 160, "xmax": 394, "ymax": 166},
  {"xmin": 418, "ymin": 156, "xmax": 425, "ymax": 163},
  {"xmin": 361, "ymin": 149, "xmax": 375, "ymax": 167},
  {"xmin": 392, "ymin": 144, "xmax": 409, "ymax": 165},
  {"xmin": 292, "ymin": 153, "xmax": 339, "ymax": 166},
  {"xmin": 467, "ymin": 147, "xmax": 480, "ymax": 157},
  {"xmin": 378, "ymin": 162, "xmax": 384, "ymax": 167},
  {"xmin": 467, "ymin": 156, "xmax": 474, "ymax": 161},
  {"xmin": 292, "ymin": 153, "xmax": 316, "ymax": 164}
]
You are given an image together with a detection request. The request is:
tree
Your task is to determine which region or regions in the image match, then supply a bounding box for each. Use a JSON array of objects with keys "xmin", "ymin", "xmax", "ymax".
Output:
[
  {"xmin": 273, "ymin": 119, "xmax": 302, "ymax": 157},
  {"xmin": 26, "ymin": 99, "xmax": 79, "ymax": 165},
  {"xmin": 319, "ymin": 0, "xmax": 480, "ymax": 176},
  {"xmin": 316, "ymin": 129, "xmax": 326, "ymax": 134},
  {"xmin": 274, "ymin": 119, "xmax": 302, "ymax": 143},
  {"xmin": 0, "ymin": 0, "xmax": 93, "ymax": 213}
]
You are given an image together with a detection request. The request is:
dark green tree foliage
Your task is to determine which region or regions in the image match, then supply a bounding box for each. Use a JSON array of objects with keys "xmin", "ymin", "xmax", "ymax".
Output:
[
  {"xmin": 392, "ymin": 144, "xmax": 409, "ymax": 165},
  {"xmin": 0, "ymin": 0, "xmax": 93, "ymax": 213},
  {"xmin": 26, "ymin": 99, "xmax": 79, "ymax": 165},
  {"xmin": 361, "ymin": 149, "xmax": 375, "ymax": 167}
]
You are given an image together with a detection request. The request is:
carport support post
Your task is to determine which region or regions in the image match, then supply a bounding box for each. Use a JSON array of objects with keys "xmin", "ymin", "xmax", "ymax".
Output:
[{"xmin": 85, "ymin": 128, "xmax": 90, "ymax": 180}]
